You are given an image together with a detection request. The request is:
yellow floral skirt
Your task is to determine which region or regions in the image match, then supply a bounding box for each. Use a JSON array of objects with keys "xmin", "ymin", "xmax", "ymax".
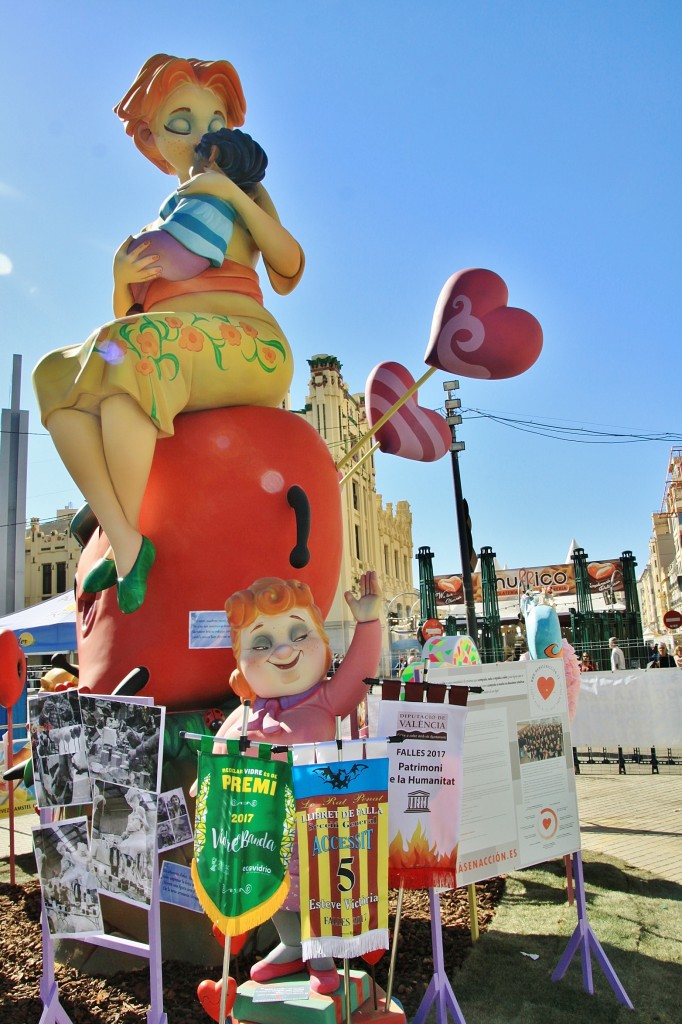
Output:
[{"xmin": 33, "ymin": 311, "xmax": 293, "ymax": 438}]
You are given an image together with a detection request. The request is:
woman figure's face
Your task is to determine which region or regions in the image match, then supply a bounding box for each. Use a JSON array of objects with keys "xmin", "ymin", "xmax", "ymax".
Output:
[
  {"xmin": 149, "ymin": 82, "xmax": 227, "ymax": 181},
  {"xmin": 239, "ymin": 608, "xmax": 328, "ymax": 700}
]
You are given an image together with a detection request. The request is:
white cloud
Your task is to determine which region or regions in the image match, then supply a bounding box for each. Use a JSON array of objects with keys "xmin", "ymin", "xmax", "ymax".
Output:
[
  {"xmin": 0, "ymin": 180, "xmax": 21, "ymax": 200},
  {"xmin": 0, "ymin": 253, "xmax": 13, "ymax": 275}
]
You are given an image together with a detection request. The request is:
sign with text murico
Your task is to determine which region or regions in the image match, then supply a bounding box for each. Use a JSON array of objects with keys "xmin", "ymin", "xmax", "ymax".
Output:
[{"xmin": 434, "ymin": 559, "xmax": 624, "ymax": 607}]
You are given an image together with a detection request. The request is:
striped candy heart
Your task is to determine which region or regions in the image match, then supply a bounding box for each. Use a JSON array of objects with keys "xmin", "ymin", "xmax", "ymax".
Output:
[{"xmin": 365, "ymin": 361, "xmax": 451, "ymax": 462}]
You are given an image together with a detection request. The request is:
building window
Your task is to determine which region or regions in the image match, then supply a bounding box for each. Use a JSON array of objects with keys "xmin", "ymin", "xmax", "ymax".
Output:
[
  {"xmin": 42, "ymin": 563, "xmax": 52, "ymax": 596},
  {"xmin": 355, "ymin": 525, "xmax": 361, "ymax": 561},
  {"xmin": 384, "ymin": 545, "xmax": 390, "ymax": 575},
  {"xmin": 352, "ymin": 482, "xmax": 359, "ymax": 511},
  {"xmin": 394, "ymin": 551, "xmax": 400, "ymax": 579},
  {"xmin": 404, "ymin": 555, "xmax": 410, "ymax": 581},
  {"xmin": 56, "ymin": 562, "xmax": 67, "ymax": 594}
]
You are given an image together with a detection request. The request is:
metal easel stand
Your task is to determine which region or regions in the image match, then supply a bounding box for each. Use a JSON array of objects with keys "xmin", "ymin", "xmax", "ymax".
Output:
[
  {"xmin": 411, "ymin": 888, "xmax": 467, "ymax": 1024},
  {"xmin": 552, "ymin": 851, "xmax": 633, "ymax": 1009},
  {"xmin": 38, "ymin": 808, "xmax": 167, "ymax": 1024}
]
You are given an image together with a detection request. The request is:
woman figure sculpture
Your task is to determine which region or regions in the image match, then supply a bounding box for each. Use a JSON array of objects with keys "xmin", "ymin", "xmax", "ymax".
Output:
[{"xmin": 32, "ymin": 54, "xmax": 304, "ymax": 614}]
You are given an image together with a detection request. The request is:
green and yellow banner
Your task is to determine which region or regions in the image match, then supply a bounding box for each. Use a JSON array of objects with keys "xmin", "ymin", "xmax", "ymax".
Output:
[{"xmin": 192, "ymin": 737, "xmax": 295, "ymax": 935}]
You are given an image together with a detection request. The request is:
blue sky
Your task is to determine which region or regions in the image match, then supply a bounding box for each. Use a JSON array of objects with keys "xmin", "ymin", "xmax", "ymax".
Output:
[{"xmin": 1, "ymin": 1, "xmax": 680, "ymax": 582}]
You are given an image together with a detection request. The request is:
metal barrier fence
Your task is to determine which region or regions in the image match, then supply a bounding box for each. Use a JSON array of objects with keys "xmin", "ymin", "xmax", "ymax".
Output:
[{"xmin": 573, "ymin": 745, "xmax": 682, "ymax": 775}]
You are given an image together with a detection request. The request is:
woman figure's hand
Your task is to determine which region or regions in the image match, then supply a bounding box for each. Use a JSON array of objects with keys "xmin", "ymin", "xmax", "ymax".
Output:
[
  {"xmin": 113, "ymin": 237, "xmax": 162, "ymax": 287},
  {"xmin": 177, "ymin": 175, "xmax": 303, "ymax": 291},
  {"xmin": 177, "ymin": 170, "xmax": 240, "ymax": 204},
  {"xmin": 112, "ymin": 236, "xmax": 163, "ymax": 317},
  {"xmin": 344, "ymin": 570, "xmax": 382, "ymax": 624}
]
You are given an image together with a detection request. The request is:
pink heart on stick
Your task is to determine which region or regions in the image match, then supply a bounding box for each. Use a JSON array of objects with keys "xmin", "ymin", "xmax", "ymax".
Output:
[
  {"xmin": 365, "ymin": 361, "xmax": 452, "ymax": 462},
  {"xmin": 424, "ymin": 269, "xmax": 543, "ymax": 380}
]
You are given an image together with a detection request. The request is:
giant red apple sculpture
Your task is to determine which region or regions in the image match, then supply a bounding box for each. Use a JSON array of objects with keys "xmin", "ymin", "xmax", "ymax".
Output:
[{"xmin": 75, "ymin": 407, "xmax": 342, "ymax": 711}]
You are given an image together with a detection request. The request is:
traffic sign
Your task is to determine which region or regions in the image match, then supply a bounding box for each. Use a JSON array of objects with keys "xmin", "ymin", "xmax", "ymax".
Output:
[
  {"xmin": 421, "ymin": 618, "xmax": 444, "ymax": 639},
  {"xmin": 663, "ymin": 609, "xmax": 682, "ymax": 629}
]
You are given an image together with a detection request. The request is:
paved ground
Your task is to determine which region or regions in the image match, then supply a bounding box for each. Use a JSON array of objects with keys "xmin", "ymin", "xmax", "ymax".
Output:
[
  {"xmin": 575, "ymin": 772, "xmax": 682, "ymax": 884},
  {"xmin": 2, "ymin": 771, "xmax": 681, "ymax": 884}
]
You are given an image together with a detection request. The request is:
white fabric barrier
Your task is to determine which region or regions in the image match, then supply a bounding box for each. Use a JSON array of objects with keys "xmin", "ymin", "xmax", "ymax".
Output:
[{"xmin": 570, "ymin": 668, "xmax": 682, "ymax": 748}]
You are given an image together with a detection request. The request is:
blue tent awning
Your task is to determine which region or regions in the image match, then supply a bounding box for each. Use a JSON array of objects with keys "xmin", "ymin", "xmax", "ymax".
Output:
[{"xmin": 0, "ymin": 592, "xmax": 77, "ymax": 655}]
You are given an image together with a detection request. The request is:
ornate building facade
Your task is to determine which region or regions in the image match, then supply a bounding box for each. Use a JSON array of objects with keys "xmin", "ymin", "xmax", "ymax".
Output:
[
  {"xmin": 297, "ymin": 354, "xmax": 414, "ymax": 668},
  {"xmin": 638, "ymin": 448, "xmax": 682, "ymax": 636},
  {"xmin": 24, "ymin": 507, "xmax": 80, "ymax": 606}
]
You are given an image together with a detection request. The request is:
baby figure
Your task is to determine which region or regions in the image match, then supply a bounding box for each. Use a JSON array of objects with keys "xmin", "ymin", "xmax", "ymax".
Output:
[{"xmin": 126, "ymin": 127, "xmax": 268, "ymax": 311}]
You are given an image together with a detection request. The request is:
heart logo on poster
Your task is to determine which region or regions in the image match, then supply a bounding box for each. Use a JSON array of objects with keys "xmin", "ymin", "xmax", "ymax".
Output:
[
  {"xmin": 365, "ymin": 361, "xmax": 452, "ymax": 462},
  {"xmin": 424, "ymin": 268, "xmax": 543, "ymax": 380},
  {"xmin": 542, "ymin": 817, "xmax": 552, "ymax": 830},
  {"xmin": 537, "ymin": 676, "xmax": 555, "ymax": 700}
]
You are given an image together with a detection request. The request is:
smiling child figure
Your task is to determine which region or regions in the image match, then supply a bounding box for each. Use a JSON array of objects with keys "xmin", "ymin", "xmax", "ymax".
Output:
[{"xmin": 210, "ymin": 570, "xmax": 382, "ymax": 996}]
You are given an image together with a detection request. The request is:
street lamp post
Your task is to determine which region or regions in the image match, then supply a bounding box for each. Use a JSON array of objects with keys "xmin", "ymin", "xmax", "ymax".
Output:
[
  {"xmin": 443, "ymin": 380, "xmax": 478, "ymax": 641},
  {"xmin": 386, "ymin": 592, "xmax": 421, "ymax": 659}
]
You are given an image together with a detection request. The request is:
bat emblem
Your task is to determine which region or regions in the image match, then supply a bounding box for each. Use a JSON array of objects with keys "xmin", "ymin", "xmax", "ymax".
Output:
[{"xmin": 312, "ymin": 762, "xmax": 368, "ymax": 790}]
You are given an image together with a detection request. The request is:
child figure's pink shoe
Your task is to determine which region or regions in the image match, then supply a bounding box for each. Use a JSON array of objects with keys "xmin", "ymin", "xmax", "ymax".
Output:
[
  {"xmin": 250, "ymin": 957, "xmax": 305, "ymax": 982},
  {"xmin": 307, "ymin": 964, "xmax": 340, "ymax": 994}
]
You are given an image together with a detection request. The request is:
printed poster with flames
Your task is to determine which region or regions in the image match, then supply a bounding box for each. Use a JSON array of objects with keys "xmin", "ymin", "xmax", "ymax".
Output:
[
  {"xmin": 376, "ymin": 702, "xmax": 468, "ymax": 890},
  {"xmin": 426, "ymin": 658, "xmax": 581, "ymax": 885}
]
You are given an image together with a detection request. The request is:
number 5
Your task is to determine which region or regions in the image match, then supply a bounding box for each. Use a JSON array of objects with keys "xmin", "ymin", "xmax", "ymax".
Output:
[{"xmin": 337, "ymin": 857, "xmax": 355, "ymax": 892}]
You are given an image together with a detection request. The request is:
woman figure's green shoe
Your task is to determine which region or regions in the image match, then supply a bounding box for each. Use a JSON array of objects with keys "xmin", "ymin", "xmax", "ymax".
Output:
[
  {"xmin": 82, "ymin": 556, "xmax": 118, "ymax": 594},
  {"xmin": 117, "ymin": 537, "xmax": 156, "ymax": 615}
]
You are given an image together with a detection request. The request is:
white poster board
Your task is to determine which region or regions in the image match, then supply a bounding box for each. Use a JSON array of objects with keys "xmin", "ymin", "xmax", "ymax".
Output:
[{"xmin": 426, "ymin": 659, "xmax": 581, "ymax": 885}]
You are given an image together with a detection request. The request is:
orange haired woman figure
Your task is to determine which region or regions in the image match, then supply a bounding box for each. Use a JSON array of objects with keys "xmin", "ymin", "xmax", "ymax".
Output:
[
  {"xmin": 209, "ymin": 570, "xmax": 382, "ymax": 994},
  {"xmin": 32, "ymin": 54, "xmax": 304, "ymax": 614}
]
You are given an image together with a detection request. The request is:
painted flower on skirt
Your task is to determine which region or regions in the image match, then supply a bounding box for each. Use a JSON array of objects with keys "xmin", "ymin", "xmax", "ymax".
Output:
[
  {"xmin": 239, "ymin": 322, "xmax": 259, "ymax": 338},
  {"xmin": 138, "ymin": 331, "xmax": 159, "ymax": 356},
  {"xmin": 219, "ymin": 323, "xmax": 242, "ymax": 346},
  {"xmin": 179, "ymin": 327, "xmax": 205, "ymax": 352}
]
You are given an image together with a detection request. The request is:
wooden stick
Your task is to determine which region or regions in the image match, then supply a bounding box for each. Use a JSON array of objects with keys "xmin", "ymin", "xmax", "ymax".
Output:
[
  {"xmin": 218, "ymin": 935, "xmax": 232, "ymax": 1024},
  {"xmin": 219, "ymin": 700, "xmax": 251, "ymax": 1023},
  {"xmin": 385, "ymin": 881, "xmax": 404, "ymax": 1011},
  {"xmin": 338, "ymin": 443, "xmax": 380, "ymax": 488},
  {"xmin": 467, "ymin": 883, "xmax": 479, "ymax": 943},
  {"xmin": 334, "ymin": 718, "xmax": 353, "ymax": 1024},
  {"xmin": 335, "ymin": 366, "xmax": 437, "ymax": 470}
]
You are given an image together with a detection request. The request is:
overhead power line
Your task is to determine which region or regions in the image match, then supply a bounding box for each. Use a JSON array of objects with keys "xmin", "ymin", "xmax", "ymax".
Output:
[{"xmin": 460, "ymin": 408, "xmax": 682, "ymax": 445}]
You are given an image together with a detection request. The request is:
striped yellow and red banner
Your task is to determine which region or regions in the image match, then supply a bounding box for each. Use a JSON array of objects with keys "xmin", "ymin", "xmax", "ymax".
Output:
[{"xmin": 293, "ymin": 752, "xmax": 389, "ymax": 959}]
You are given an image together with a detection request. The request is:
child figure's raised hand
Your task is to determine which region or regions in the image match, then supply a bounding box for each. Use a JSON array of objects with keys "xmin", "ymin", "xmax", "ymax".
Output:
[{"xmin": 343, "ymin": 570, "xmax": 382, "ymax": 624}]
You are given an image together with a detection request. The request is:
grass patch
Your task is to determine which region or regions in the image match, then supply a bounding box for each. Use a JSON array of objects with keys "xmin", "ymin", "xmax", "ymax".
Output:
[{"xmin": 449, "ymin": 852, "xmax": 682, "ymax": 1024}]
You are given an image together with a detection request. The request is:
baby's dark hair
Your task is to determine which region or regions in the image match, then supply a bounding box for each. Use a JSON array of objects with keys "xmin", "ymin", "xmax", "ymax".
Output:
[{"xmin": 194, "ymin": 128, "xmax": 267, "ymax": 193}]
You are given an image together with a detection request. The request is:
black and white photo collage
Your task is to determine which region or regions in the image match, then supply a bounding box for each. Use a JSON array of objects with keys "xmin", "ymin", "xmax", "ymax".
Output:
[{"xmin": 28, "ymin": 690, "xmax": 172, "ymax": 920}]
